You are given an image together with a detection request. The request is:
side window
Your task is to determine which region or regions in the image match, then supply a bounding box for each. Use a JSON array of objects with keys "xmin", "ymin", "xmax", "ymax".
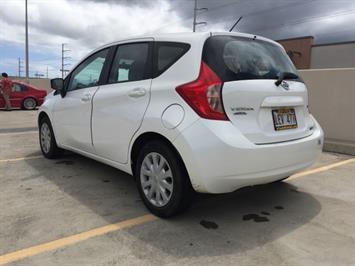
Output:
[
  {"xmin": 154, "ymin": 42, "xmax": 190, "ymax": 77},
  {"xmin": 68, "ymin": 48, "xmax": 109, "ymax": 91},
  {"xmin": 12, "ymin": 84, "xmax": 26, "ymax": 92},
  {"xmin": 108, "ymin": 43, "xmax": 149, "ymax": 84}
]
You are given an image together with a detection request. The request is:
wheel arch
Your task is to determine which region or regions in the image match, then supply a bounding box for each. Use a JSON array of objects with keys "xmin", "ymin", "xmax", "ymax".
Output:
[
  {"xmin": 130, "ymin": 132, "xmax": 190, "ymax": 180},
  {"xmin": 38, "ymin": 111, "xmax": 50, "ymax": 126},
  {"xmin": 38, "ymin": 110, "xmax": 63, "ymax": 159},
  {"xmin": 22, "ymin": 96, "xmax": 38, "ymax": 109}
]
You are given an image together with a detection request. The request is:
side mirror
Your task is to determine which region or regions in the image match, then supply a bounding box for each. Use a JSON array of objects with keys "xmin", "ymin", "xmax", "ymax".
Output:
[{"xmin": 50, "ymin": 78, "xmax": 66, "ymax": 97}]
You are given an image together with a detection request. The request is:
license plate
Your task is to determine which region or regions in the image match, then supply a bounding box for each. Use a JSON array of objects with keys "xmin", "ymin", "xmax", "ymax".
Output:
[{"xmin": 272, "ymin": 108, "xmax": 297, "ymax": 131}]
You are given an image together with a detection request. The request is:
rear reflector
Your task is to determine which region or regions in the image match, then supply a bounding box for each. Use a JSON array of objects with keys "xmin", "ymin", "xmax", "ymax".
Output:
[{"xmin": 176, "ymin": 62, "xmax": 228, "ymax": 120}]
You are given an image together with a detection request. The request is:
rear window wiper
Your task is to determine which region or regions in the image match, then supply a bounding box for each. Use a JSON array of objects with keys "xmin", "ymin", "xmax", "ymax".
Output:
[{"xmin": 275, "ymin": 72, "xmax": 299, "ymax": 86}]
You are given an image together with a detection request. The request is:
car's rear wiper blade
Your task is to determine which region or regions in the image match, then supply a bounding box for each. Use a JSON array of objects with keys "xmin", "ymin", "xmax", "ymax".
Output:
[{"xmin": 275, "ymin": 72, "xmax": 299, "ymax": 86}]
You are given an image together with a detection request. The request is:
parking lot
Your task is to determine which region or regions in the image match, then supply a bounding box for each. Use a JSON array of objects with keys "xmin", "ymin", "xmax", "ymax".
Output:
[{"xmin": 0, "ymin": 110, "xmax": 354, "ymax": 265}]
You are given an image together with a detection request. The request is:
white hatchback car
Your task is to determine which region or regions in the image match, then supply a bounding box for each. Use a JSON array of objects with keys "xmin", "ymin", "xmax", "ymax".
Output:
[{"xmin": 39, "ymin": 32, "xmax": 323, "ymax": 217}]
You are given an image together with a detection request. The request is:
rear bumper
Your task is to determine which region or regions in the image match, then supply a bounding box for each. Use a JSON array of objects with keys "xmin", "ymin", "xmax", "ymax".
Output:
[{"xmin": 173, "ymin": 115, "xmax": 323, "ymax": 193}]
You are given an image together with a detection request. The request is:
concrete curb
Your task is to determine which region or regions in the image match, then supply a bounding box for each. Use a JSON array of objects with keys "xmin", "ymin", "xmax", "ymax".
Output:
[{"xmin": 324, "ymin": 139, "xmax": 355, "ymax": 156}]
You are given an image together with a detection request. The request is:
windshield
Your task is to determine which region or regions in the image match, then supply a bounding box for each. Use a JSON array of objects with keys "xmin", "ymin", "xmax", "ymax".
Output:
[{"xmin": 203, "ymin": 35, "xmax": 300, "ymax": 82}]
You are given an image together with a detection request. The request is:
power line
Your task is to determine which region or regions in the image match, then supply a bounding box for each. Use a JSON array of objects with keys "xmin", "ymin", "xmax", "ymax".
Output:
[
  {"xmin": 194, "ymin": 0, "xmax": 318, "ymax": 27},
  {"xmin": 152, "ymin": 0, "xmax": 228, "ymax": 32},
  {"xmin": 152, "ymin": 0, "xmax": 318, "ymax": 33},
  {"xmin": 251, "ymin": 9, "xmax": 355, "ymax": 34},
  {"xmin": 200, "ymin": 1, "xmax": 355, "ymax": 39},
  {"xmin": 153, "ymin": 0, "xmax": 240, "ymax": 33},
  {"xmin": 225, "ymin": 0, "xmax": 317, "ymax": 19},
  {"xmin": 203, "ymin": 0, "xmax": 319, "ymax": 32},
  {"xmin": 313, "ymin": 28, "xmax": 355, "ymax": 37}
]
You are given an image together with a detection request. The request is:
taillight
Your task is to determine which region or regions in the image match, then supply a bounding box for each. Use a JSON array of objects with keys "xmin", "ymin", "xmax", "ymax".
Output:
[{"xmin": 176, "ymin": 62, "xmax": 228, "ymax": 120}]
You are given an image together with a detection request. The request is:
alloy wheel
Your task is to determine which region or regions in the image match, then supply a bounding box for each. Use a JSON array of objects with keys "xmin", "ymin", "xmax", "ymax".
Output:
[
  {"xmin": 24, "ymin": 98, "xmax": 36, "ymax": 110},
  {"xmin": 40, "ymin": 122, "xmax": 51, "ymax": 154}
]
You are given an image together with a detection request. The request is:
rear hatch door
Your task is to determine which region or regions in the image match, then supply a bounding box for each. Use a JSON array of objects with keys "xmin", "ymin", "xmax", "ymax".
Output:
[
  {"xmin": 222, "ymin": 79, "xmax": 313, "ymax": 144},
  {"xmin": 203, "ymin": 34, "xmax": 314, "ymax": 144}
]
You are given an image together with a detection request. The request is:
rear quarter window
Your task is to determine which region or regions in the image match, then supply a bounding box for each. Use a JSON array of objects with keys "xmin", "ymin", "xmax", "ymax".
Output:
[{"xmin": 153, "ymin": 42, "xmax": 190, "ymax": 78}]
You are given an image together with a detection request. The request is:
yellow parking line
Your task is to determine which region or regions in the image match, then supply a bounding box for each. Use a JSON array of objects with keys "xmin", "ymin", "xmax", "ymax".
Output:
[
  {"xmin": 0, "ymin": 155, "xmax": 43, "ymax": 163},
  {"xmin": 0, "ymin": 131, "xmax": 38, "ymax": 136},
  {"xmin": 0, "ymin": 214, "xmax": 157, "ymax": 265},
  {"xmin": 288, "ymin": 158, "xmax": 355, "ymax": 180}
]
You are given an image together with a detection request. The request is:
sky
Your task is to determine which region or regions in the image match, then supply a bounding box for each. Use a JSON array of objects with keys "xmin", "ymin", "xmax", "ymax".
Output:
[{"xmin": 0, "ymin": 0, "xmax": 354, "ymax": 78}]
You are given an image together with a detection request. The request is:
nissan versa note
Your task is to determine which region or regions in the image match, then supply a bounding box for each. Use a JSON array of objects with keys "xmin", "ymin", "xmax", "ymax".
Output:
[{"xmin": 38, "ymin": 32, "xmax": 323, "ymax": 217}]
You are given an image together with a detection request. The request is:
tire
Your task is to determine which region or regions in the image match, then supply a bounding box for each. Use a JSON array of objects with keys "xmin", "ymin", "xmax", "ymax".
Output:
[
  {"xmin": 135, "ymin": 140, "xmax": 194, "ymax": 218},
  {"xmin": 39, "ymin": 117, "xmax": 62, "ymax": 159},
  {"xmin": 23, "ymin": 97, "xmax": 37, "ymax": 110}
]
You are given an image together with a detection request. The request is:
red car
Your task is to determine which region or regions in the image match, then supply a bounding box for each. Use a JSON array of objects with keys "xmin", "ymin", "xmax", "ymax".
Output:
[{"xmin": 0, "ymin": 81, "xmax": 47, "ymax": 110}]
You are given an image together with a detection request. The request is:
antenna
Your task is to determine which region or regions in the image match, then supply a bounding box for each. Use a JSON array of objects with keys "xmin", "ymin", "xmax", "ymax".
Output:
[{"xmin": 229, "ymin": 16, "xmax": 243, "ymax": 32}]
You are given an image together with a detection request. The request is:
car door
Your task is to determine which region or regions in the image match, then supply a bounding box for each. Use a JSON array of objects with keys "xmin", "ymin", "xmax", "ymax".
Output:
[
  {"xmin": 0, "ymin": 83, "xmax": 7, "ymax": 108},
  {"xmin": 10, "ymin": 83, "xmax": 27, "ymax": 108},
  {"xmin": 92, "ymin": 41, "xmax": 152, "ymax": 163},
  {"xmin": 0, "ymin": 92, "xmax": 4, "ymax": 108},
  {"xmin": 53, "ymin": 48, "xmax": 110, "ymax": 153}
]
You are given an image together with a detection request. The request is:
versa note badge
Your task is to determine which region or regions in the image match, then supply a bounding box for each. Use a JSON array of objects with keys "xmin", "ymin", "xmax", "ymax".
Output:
[
  {"xmin": 281, "ymin": 81, "xmax": 290, "ymax": 90},
  {"xmin": 231, "ymin": 107, "xmax": 254, "ymax": 115}
]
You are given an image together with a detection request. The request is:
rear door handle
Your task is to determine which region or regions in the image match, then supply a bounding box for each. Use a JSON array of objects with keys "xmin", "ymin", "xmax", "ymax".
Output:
[
  {"xmin": 128, "ymin": 88, "xmax": 146, "ymax": 98},
  {"xmin": 81, "ymin": 93, "xmax": 91, "ymax": 102}
]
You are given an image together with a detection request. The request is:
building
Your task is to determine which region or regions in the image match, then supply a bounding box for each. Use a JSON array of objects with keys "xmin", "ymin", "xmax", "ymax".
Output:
[{"xmin": 278, "ymin": 37, "xmax": 355, "ymax": 69}]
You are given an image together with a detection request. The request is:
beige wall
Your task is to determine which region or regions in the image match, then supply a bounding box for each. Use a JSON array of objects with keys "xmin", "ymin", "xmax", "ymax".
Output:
[
  {"xmin": 299, "ymin": 68, "xmax": 355, "ymax": 145},
  {"xmin": 278, "ymin": 36, "xmax": 355, "ymax": 69},
  {"xmin": 5, "ymin": 71, "xmax": 355, "ymax": 153},
  {"xmin": 311, "ymin": 43, "xmax": 355, "ymax": 69}
]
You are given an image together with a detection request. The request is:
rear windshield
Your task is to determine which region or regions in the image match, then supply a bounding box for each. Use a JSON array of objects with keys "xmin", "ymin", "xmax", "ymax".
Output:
[{"xmin": 202, "ymin": 35, "xmax": 299, "ymax": 82}]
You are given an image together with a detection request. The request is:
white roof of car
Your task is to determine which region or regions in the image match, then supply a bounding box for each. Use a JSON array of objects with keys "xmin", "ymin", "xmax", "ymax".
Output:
[
  {"xmin": 72, "ymin": 32, "xmax": 282, "ymax": 75},
  {"xmin": 96, "ymin": 31, "xmax": 280, "ymax": 52}
]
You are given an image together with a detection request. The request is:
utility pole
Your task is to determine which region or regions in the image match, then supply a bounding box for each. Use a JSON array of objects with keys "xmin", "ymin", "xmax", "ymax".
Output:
[
  {"xmin": 60, "ymin": 43, "xmax": 71, "ymax": 79},
  {"xmin": 46, "ymin": 66, "xmax": 48, "ymax": 79},
  {"xmin": 193, "ymin": 0, "xmax": 197, "ymax": 32},
  {"xmin": 18, "ymin": 57, "xmax": 24, "ymax": 78},
  {"xmin": 25, "ymin": 0, "xmax": 29, "ymax": 83},
  {"xmin": 192, "ymin": 0, "xmax": 208, "ymax": 32}
]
